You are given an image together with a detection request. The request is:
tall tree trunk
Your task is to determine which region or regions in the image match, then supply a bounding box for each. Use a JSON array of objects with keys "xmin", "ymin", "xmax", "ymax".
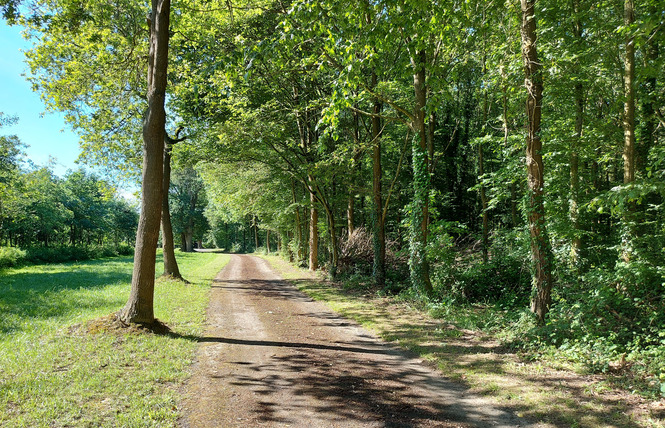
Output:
[
  {"xmin": 410, "ymin": 49, "xmax": 433, "ymax": 296},
  {"xmin": 320, "ymin": 198, "xmax": 339, "ymax": 274},
  {"xmin": 372, "ymin": 73, "xmax": 386, "ymax": 287},
  {"xmin": 291, "ymin": 180, "xmax": 304, "ymax": 262},
  {"xmin": 479, "ymin": 142, "xmax": 489, "ymax": 263},
  {"xmin": 480, "ymin": 36, "xmax": 489, "ymax": 263},
  {"xmin": 520, "ymin": 0, "xmax": 554, "ymax": 324},
  {"xmin": 185, "ymin": 223, "xmax": 194, "ymax": 252},
  {"xmin": 347, "ymin": 196, "xmax": 354, "ymax": 238},
  {"xmin": 254, "ymin": 216, "xmax": 259, "ymax": 251},
  {"xmin": 119, "ymin": 0, "xmax": 170, "ymax": 324},
  {"xmin": 570, "ymin": 82, "xmax": 582, "ymax": 265},
  {"xmin": 309, "ymin": 187, "xmax": 319, "ymax": 271},
  {"xmin": 570, "ymin": 0, "xmax": 583, "ymax": 266},
  {"xmin": 161, "ymin": 144, "xmax": 182, "ymax": 279},
  {"xmin": 623, "ymin": 0, "xmax": 636, "ymax": 185},
  {"xmin": 266, "ymin": 230, "xmax": 271, "ymax": 253},
  {"xmin": 622, "ymin": 0, "xmax": 636, "ymax": 261}
]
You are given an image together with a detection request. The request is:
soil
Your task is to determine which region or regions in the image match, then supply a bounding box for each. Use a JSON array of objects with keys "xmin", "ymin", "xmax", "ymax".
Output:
[{"xmin": 179, "ymin": 254, "xmax": 531, "ymax": 427}]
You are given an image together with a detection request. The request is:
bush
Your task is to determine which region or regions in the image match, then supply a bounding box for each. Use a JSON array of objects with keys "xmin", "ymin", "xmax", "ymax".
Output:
[
  {"xmin": 457, "ymin": 256, "xmax": 530, "ymax": 306},
  {"xmin": 117, "ymin": 244, "xmax": 134, "ymax": 256},
  {"xmin": 0, "ymin": 246, "xmax": 27, "ymax": 268},
  {"xmin": 429, "ymin": 227, "xmax": 530, "ymax": 306},
  {"xmin": 24, "ymin": 244, "xmax": 134, "ymax": 264}
]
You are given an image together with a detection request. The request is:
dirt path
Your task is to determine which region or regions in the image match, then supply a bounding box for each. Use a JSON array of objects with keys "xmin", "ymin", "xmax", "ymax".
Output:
[{"xmin": 180, "ymin": 254, "xmax": 531, "ymax": 427}]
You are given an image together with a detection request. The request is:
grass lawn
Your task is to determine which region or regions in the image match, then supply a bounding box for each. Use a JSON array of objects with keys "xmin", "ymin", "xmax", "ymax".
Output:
[{"xmin": 0, "ymin": 250, "xmax": 228, "ymax": 427}]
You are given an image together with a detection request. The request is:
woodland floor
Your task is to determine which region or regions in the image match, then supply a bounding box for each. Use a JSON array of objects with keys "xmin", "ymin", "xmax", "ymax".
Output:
[{"xmin": 178, "ymin": 254, "xmax": 531, "ymax": 427}]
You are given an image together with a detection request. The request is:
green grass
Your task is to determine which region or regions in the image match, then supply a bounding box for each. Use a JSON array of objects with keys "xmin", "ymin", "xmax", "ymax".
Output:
[{"xmin": 0, "ymin": 250, "xmax": 229, "ymax": 427}]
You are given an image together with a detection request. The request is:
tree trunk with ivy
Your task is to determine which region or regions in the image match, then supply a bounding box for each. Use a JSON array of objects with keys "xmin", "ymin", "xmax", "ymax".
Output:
[
  {"xmin": 410, "ymin": 49, "xmax": 433, "ymax": 296},
  {"xmin": 621, "ymin": 0, "xmax": 636, "ymax": 262},
  {"xmin": 371, "ymin": 73, "xmax": 386, "ymax": 288},
  {"xmin": 520, "ymin": 0, "xmax": 554, "ymax": 323}
]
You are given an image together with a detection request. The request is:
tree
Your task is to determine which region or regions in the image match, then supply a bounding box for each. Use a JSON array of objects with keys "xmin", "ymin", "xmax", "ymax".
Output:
[
  {"xmin": 621, "ymin": 0, "xmax": 636, "ymax": 262},
  {"xmin": 118, "ymin": 0, "xmax": 171, "ymax": 325},
  {"xmin": 171, "ymin": 166, "xmax": 207, "ymax": 252},
  {"xmin": 161, "ymin": 129, "xmax": 187, "ymax": 279},
  {"xmin": 520, "ymin": 0, "xmax": 554, "ymax": 323}
]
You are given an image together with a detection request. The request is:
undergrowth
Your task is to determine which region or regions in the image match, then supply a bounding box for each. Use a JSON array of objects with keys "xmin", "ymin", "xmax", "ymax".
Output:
[
  {"xmin": 333, "ymin": 225, "xmax": 665, "ymax": 401},
  {"xmin": 0, "ymin": 244, "xmax": 134, "ymax": 268}
]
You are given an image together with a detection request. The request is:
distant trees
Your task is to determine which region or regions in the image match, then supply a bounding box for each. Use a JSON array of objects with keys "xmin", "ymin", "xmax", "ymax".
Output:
[
  {"xmin": 170, "ymin": 167, "xmax": 208, "ymax": 252},
  {"xmin": 0, "ymin": 129, "xmax": 137, "ymax": 250}
]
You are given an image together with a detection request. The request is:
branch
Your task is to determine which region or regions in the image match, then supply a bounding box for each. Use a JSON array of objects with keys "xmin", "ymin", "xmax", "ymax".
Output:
[{"xmin": 322, "ymin": 52, "xmax": 415, "ymax": 123}]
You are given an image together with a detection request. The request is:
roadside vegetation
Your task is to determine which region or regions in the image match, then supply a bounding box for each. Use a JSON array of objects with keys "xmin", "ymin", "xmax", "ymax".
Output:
[
  {"xmin": 0, "ymin": 251, "xmax": 228, "ymax": 427},
  {"xmin": 263, "ymin": 254, "xmax": 665, "ymax": 428}
]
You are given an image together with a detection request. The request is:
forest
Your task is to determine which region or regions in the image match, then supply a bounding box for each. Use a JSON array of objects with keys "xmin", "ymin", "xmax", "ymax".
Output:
[{"xmin": 2, "ymin": 0, "xmax": 665, "ymax": 401}]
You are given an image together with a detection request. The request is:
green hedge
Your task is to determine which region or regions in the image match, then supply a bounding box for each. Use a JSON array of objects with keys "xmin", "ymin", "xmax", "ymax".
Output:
[{"xmin": 0, "ymin": 244, "xmax": 133, "ymax": 268}]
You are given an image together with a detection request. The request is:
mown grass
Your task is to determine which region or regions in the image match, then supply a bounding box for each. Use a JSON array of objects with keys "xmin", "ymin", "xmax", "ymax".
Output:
[
  {"xmin": 262, "ymin": 254, "xmax": 665, "ymax": 428},
  {"xmin": 0, "ymin": 250, "xmax": 228, "ymax": 427}
]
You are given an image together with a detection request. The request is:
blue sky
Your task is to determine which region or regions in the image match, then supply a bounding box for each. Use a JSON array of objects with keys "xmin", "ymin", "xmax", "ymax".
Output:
[{"xmin": 0, "ymin": 22, "xmax": 81, "ymax": 177}]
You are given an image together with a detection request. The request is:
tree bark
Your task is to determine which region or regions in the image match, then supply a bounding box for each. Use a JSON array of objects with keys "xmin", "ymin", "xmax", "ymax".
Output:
[
  {"xmin": 266, "ymin": 230, "xmax": 271, "ymax": 253},
  {"xmin": 410, "ymin": 49, "xmax": 433, "ymax": 296},
  {"xmin": 291, "ymin": 180, "xmax": 304, "ymax": 262},
  {"xmin": 320, "ymin": 196, "xmax": 338, "ymax": 274},
  {"xmin": 372, "ymin": 75, "xmax": 386, "ymax": 287},
  {"xmin": 161, "ymin": 144, "xmax": 182, "ymax": 279},
  {"xmin": 185, "ymin": 224, "xmax": 194, "ymax": 252},
  {"xmin": 570, "ymin": 0, "xmax": 583, "ymax": 266},
  {"xmin": 623, "ymin": 0, "xmax": 636, "ymax": 186},
  {"xmin": 479, "ymin": 142, "xmax": 489, "ymax": 263},
  {"xmin": 254, "ymin": 216, "xmax": 259, "ymax": 251},
  {"xmin": 309, "ymin": 186, "xmax": 318, "ymax": 271},
  {"xmin": 621, "ymin": 0, "xmax": 636, "ymax": 262},
  {"xmin": 480, "ymin": 37, "xmax": 489, "ymax": 263},
  {"xmin": 520, "ymin": 0, "xmax": 554, "ymax": 324},
  {"xmin": 119, "ymin": 0, "xmax": 170, "ymax": 324},
  {"xmin": 347, "ymin": 196, "xmax": 354, "ymax": 238}
]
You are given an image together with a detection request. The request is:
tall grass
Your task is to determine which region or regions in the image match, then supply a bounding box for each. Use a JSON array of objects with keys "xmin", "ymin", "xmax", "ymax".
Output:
[{"xmin": 0, "ymin": 250, "xmax": 228, "ymax": 427}]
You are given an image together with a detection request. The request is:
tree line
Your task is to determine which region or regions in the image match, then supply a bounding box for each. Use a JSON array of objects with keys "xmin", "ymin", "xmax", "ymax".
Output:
[
  {"xmin": 0, "ymin": 113, "xmax": 138, "ymax": 263},
  {"xmin": 3, "ymin": 0, "xmax": 665, "ymax": 383}
]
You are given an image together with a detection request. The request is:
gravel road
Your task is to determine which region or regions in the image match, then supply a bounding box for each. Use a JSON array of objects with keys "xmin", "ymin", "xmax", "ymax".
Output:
[{"xmin": 180, "ymin": 254, "xmax": 530, "ymax": 427}]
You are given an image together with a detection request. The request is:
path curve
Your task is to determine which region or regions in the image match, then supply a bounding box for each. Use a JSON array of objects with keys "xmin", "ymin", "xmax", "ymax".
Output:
[{"xmin": 180, "ymin": 254, "xmax": 530, "ymax": 427}]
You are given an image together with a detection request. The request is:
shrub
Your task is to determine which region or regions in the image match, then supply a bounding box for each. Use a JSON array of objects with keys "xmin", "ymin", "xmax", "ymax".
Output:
[
  {"xmin": 0, "ymin": 246, "xmax": 27, "ymax": 268},
  {"xmin": 24, "ymin": 244, "xmax": 134, "ymax": 264},
  {"xmin": 117, "ymin": 244, "xmax": 134, "ymax": 256},
  {"xmin": 457, "ymin": 255, "xmax": 531, "ymax": 306}
]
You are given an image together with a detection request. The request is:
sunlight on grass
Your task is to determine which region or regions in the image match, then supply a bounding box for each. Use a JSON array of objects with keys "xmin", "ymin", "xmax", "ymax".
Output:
[{"xmin": 0, "ymin": 250, "xmax": 228, "ymax": 427}]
